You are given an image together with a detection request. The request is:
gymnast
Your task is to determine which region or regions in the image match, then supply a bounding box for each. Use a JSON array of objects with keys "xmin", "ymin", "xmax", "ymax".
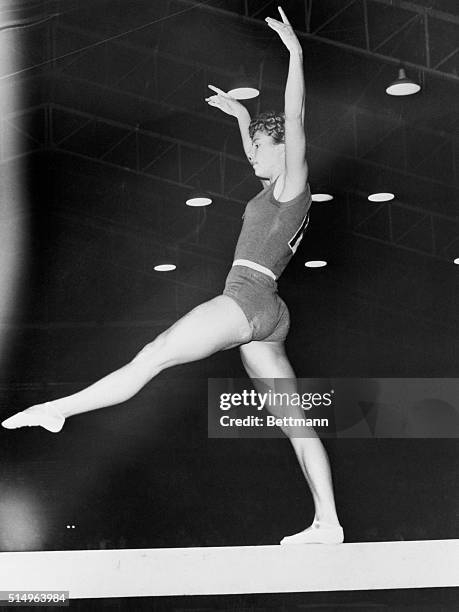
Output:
[{"xmin": 2, "ymin": 7, "xmax": 343, "ymax": 545}]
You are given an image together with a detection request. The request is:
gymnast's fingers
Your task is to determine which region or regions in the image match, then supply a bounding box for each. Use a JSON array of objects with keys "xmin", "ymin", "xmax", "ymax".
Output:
[{"xmin": 208, "ymin": 84, "xmax": 228, "ymax": 96}]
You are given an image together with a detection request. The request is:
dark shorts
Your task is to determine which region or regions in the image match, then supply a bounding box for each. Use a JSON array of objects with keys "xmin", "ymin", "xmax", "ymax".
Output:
[{"xmin": 222, "ymin": 265, "xmax": 290, "ymax": 342}]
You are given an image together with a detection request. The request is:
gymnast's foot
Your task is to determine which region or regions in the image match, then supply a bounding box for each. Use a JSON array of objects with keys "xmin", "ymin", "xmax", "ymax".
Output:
[
  {"xmin": 280, "ymin": 520, "xmax": 344, "ymax": 545},
  {"xmin": 1, "ymin": 402, "xmax": 65, "ymax": 433}
]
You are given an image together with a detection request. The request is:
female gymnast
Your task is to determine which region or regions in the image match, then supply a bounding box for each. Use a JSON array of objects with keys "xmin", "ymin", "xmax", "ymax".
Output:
[{"xmin": 2, "ymin": 7, "xmax": 343, "ymax": 545}]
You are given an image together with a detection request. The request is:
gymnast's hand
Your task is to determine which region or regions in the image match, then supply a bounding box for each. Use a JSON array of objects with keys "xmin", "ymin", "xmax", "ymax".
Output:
[
  {"xmin": 205, "ymin": 85, "xmax": 247, "ymax": 119},
  {"xmin": 265, "ymin": 6, "xmax": 302, "ymax": 54}
]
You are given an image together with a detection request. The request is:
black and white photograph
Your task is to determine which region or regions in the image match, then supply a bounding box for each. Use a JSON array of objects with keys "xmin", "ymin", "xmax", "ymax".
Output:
[{"xmin": 0, "ymin": 0, "xmax": 458, "ymax": 610}]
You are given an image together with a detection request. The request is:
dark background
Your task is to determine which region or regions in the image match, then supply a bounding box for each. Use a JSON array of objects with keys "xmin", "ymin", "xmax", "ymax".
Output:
[{"xmin": 0, "ymin": 0, "xmax": 458, "ymax": 552}]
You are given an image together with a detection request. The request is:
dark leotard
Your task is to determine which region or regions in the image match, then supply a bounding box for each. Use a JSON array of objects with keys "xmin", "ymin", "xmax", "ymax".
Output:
[{"xmin": 223, "ymin": 181, "xmax": 312, "ymax": 342}]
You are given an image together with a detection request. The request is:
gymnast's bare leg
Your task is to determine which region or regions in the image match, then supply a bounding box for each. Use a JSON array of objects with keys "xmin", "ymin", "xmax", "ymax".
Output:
[
  {"xmin": 2, "ymin": 296, "xmax": 253, "ymax": 432},
  {"xmin": 240, "ymin": 340, "xmax": 343, "ymax": 545}
]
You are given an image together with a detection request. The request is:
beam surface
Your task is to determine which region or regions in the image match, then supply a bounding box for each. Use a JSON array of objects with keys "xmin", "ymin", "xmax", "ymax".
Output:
[{"xmin": 0, "ymin": 540, "xmax": 458, "ymax": 599}]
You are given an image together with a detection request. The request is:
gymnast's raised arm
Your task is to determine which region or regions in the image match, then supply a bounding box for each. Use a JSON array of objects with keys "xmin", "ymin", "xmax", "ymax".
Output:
[
  {"xmin": 266, "ymin": 6, "xmax": 308, "ymax": 199},
  {"xmin": 204, "ymin": 85, "xmax": 253, "ymax": 163}
]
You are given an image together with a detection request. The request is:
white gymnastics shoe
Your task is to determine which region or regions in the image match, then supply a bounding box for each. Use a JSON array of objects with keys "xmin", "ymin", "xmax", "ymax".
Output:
[
  {"xmin": 2, "ymin": 403, "xmax": 65, "ymax": 433},
  {"xmin": 280, "ymin": 521, "xmax": 344, "ymax": 545}
]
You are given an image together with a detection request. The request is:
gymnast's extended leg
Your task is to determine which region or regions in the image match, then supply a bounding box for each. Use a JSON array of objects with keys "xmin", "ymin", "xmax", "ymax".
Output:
[
  {"xmin": 239, "ymin": 340, "xmax": 344, "ymax": 544},
  {"xmin": 2, "ymin": 295, "xmax": 252, "ymax": 432}
]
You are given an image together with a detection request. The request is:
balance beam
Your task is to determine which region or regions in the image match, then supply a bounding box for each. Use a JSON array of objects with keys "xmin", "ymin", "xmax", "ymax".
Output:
[{"xmin": 0, "ymin": 540, "xmax": 458, "ymax": 599}]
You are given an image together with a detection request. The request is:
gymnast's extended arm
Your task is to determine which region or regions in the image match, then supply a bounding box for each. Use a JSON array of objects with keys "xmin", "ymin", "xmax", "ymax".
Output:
[
  {"xmin": 266, "ymin": 6, "xmax": 308, "ymax": 194},
  {"xmin": 204, "ymin": 85, "xmax": 253, "ymax": 162}
]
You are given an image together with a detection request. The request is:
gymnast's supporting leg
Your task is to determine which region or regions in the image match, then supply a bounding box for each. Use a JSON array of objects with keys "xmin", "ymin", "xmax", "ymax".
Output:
[
  {"xmin": 239, "ymin": 340, "xmax": 344, "ymax": 544},
  {"xmin": 2, "ymin": 296, "xmax": 252, "ymax": 432}
]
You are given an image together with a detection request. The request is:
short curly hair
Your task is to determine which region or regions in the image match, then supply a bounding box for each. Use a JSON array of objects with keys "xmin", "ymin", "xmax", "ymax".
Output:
[{"xmin": 248, "ymin": 111, "xmax": 285, "ymax": 144}]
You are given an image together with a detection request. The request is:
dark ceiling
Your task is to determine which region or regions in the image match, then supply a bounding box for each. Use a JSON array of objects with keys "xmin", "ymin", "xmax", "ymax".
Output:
[
  {"xmin": 3, "ymin": 0, "xmax": 458, "ymax": 259},
  {"xmin": 0, "ymin": 0, "xmax": 458, "ymax": 376}
]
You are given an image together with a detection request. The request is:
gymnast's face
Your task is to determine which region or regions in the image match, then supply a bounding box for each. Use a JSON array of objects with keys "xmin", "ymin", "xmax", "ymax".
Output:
[{"xmin": 250, "ymin": 131, "xmax": 285, "ymax": 180}]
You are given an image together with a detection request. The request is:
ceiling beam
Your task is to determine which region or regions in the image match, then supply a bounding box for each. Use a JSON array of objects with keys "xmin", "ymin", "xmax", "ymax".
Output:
[
  {"xmin": 177, "ymin": 0, "xmax": 459, "ymax": 83},
  {"xmin": 367, "ymin": 0, "xmax": 459, "ymax": 24},
  {"xmin": 46, "ymin": 69, "xmax": 458, "ymax": 190}
]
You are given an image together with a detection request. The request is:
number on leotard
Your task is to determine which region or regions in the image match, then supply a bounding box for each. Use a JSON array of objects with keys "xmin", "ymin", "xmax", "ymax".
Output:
[{"xmin": 288, "ymin": 212, "xmax": 310, "ymax": 254}]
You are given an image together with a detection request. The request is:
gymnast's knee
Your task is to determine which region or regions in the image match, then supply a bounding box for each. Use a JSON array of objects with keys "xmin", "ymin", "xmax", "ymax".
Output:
[{"xmin": 131, "ymin": 332, "xmax": 170, "ymax": 368}]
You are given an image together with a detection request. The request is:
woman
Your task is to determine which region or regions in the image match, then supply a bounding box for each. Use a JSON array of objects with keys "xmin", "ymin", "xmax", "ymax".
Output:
[{"xmin": 2, "ymin": 8, "xmax": 343, "ymax": 545}]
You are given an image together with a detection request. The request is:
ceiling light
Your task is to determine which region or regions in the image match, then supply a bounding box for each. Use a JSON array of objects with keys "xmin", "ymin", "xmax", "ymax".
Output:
[
  {"xmin": 227, "ymin": 66, "xmax": 259, "ymax": 100},
  {"xmin": 312, "ymin": 193, "xmax": 333, "ymax": 202},
  {"xmin": 154, "ymin": 264, "xmax": 176, "ymax": 272},
  {"xmin": 185, "ymin": 193, "xmax": 212, "ymax": 207},
  {"xmin": 305, "ymin": 260, "xmax": 327, "ymax": 268},
  {"xmin": 453, "ymin": 258, "xmax": 459, "ymax": 265},
  {"xmin": 227, "ymin": 86, "xmax": 259, "ymax": 100},
  {"xmin": 368, "ymin": 192, "xmax": 395, "ymax": 202},
  {"xmin": 386, "ymin": 67, "xmax": 421, "ymax": 96}
]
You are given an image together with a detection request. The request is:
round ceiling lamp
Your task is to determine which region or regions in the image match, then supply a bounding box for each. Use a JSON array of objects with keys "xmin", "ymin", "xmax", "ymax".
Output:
[
  {"xmin": 227, "ymin": 66, "xmax": 259, "ymax": 100},
  {"xmin": 227, "ymin": 85, "xmax": 259, "ymax": 100},
  {"xmin": 386, "ymin": 67, "xmax": 421, "ymax": 96},
  {"xmin": 186, "ymin": 193, "xmax": 212, "ymax": 207},
  {"xmin": 312, "ymin": 193, "xmax": 333, "ymax": 202},
  {"xmin": 368, "ymin": 192, "xmax": 395, "ymax": 202},
  {"xmin": 154, "ymin": 263, "xmax": 176, "ymax": 272}
]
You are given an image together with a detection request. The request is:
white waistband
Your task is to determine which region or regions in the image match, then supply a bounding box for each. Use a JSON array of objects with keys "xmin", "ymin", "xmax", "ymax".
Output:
[{"xmin": 232, "ymin": 259, "xmax": 277, "ymax": 280}]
